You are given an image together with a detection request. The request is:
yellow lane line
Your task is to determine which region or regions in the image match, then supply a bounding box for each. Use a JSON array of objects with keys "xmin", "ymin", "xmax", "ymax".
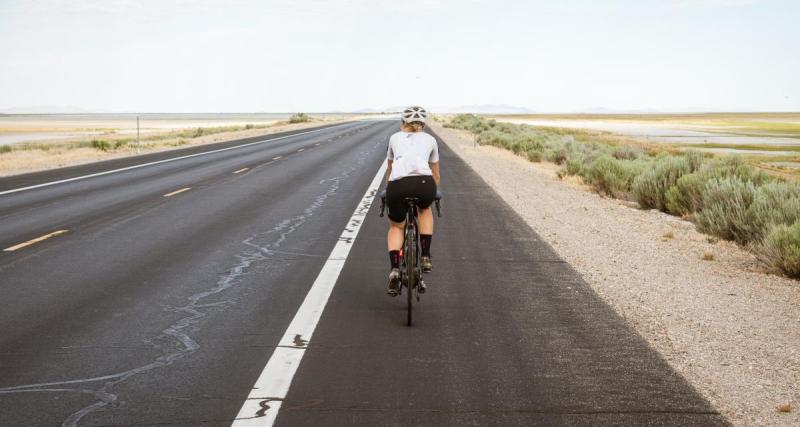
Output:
[
  {"xmin": 273, "ymin": 156, "xmax": 282, "ymax": 160},
  {"xmin": 163, "ymin": 187, "xmax": 192, "ymax": 197},
  {"xmin": 233, "ymin": 167, "xmax": 249, "ymax": 174},
  {"xmin": 4, "ymin": 230, "xmax": 69, "ymax": 252}
]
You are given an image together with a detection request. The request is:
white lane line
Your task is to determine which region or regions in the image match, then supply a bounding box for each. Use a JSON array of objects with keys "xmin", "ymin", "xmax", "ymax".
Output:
[
  {"xmin": 4, "ymin": 230, "xmax": 69, "ymax": 252},
  {"xmin": 297, "ymin": 148, "xmax": 304, "ymax": 152},
  {"xmin": 232, "ymin": 160, "xmax": 388, "ymax": 426},
  {"xmin": 163, "ymin": 187, "xmax": 191, "ymax": 197},
  {"xmin": 233, "ymin": 168, "xmax": 250, "ymax": 174},
  {"xmin": 0, "ymin": 123, "xmax": 359, "ymax": 197},
  {"xmin": 272, "ymin": 156, "xmax": 282, "ymax": 160},
  {"xmin": 314, "ymin": 143, "xmax": 320, "ymax": 146}
]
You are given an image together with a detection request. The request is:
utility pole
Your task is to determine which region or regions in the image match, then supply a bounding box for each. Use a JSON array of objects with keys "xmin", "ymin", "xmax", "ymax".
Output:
[{"xmin": 136, "ymin": 115, "xmax": 140, "ymax": 154}]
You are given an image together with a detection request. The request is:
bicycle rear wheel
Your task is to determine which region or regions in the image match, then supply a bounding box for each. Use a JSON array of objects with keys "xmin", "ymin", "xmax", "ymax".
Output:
[{"xmin": 405, "ymin": 223, "xmax": 417, "ymax": 326}]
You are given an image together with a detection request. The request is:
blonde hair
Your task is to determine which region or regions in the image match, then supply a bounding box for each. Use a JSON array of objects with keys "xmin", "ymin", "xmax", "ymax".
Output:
[{"xmin": 402, "ymin": 121, "xmax": 425, "ymax": 132}]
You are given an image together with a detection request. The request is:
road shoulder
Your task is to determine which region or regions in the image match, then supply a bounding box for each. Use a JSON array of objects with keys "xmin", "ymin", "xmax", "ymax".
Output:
[{"xmin": 430, "ymin": 122, "xmax": 800, "ymax": 427}]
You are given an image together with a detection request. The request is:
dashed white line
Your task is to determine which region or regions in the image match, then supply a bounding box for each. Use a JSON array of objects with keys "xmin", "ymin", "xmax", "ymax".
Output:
[
  {"xmin": 272, "ymin": 156, "xmax": 283, "ymax": 160},
  {"xmin": 233, "ymin": 168, "xmax": 250, "ymax": 174},
  {"xmin": 297, "ymin": 148, "xmax": 304, "ymax": 152},
  {"xmin": 231, "ymin": 160, "xmax": 388, "ymax": 426}
]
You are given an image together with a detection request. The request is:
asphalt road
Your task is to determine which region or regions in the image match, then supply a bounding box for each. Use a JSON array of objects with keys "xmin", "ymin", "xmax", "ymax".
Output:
[{"xmin": 0, "ymin": 120, "xmax": 728, "ymax": 426}]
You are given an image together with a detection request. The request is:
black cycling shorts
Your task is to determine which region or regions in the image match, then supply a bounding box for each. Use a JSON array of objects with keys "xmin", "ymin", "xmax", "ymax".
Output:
[{"xmin": 386, "ymin": 175, "xmax": 437, "ymax": 223}]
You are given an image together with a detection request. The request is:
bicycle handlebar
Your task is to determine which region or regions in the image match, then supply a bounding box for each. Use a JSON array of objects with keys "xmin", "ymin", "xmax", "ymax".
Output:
[{"xmin": 377, "ymin": 190, "xmax": 442, "ymax": 218}]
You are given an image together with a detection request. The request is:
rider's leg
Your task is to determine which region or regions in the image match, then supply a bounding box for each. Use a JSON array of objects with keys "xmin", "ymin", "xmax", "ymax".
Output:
[
  {"xmin": 386, "ymin": 220, "xmax": 404, "ymax": 295},
  {"xmin": 418, "ymin": 207, "xmax": 433, "ymax": 257},
  {"xmin": 387, "ymin": 220, "xmax": 404, "ymax": 268}
]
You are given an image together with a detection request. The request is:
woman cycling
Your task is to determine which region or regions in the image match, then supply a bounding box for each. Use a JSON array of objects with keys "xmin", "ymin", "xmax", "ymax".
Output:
[{"xmin": 385, "ymin": 106, "xmax": 440, "ymax": 296}]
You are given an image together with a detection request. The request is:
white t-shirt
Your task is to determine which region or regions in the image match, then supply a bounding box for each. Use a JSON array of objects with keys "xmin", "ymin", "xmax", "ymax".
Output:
[{"xmin": 386, "ymin": 131, "xmax": 439, "ymax": 181}]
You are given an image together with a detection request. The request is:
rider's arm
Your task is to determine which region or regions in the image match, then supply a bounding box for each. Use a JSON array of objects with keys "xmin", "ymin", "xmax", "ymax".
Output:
[
  {"xmin": 430, "ymin": 162, "xmax": 440, "ymax": 186},
  {"xmin": 387, "ymin": 160, "xmax": 393, "ymax": 183}
]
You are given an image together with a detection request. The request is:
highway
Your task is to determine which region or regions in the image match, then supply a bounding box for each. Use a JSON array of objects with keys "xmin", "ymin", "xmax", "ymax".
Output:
[{"xmin": 0, "ymin": 120, "xmax": 728, "ymax": 426}]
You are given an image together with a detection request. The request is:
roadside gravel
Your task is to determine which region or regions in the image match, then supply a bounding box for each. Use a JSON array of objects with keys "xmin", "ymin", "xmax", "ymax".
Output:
[{"xmin": 432, "ymin": 122, "xmax": 800, "ymax": 426}]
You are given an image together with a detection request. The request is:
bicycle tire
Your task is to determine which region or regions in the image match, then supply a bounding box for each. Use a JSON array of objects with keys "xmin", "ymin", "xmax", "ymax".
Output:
[{"xmin": 405, "ymin": 220, "xmax": 416, "ymax": 326}]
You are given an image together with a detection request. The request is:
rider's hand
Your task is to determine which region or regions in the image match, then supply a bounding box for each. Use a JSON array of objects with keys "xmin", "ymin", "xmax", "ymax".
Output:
[
  {"xmin": 379, "ymin": 189, "xmax": 387, "ymax": 199},
  {"xmin": 435, "ymin": 189, "xmax": 443, "ymax": 200}
]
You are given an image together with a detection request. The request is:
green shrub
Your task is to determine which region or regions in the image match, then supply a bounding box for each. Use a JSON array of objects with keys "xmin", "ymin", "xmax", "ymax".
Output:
[
  {"xmin": 764, "ymin": 220, "xmax": 800, "ymax": 277},
  {"xmin": 612, "ymin": 145, "xmax": 644, "ymax": 160},
  {"xmin": 114, "ymin": 140, "xmax": 127, "ymax": 149},
  {"xmin": 91, "ymin": 139, "xmax": 112, "ymax": 151},
  {"xmin": 289, "ymin": 112, "xmax": 310, "ymax": 123},
  {"xmin": 632, "ymin": 156, "xmax": 697, "ymax": 210},
  {"xmin": 696, "ymin": 177, "xmax": 758, "ymax": 243},
  {"xmin": 583, "ymin": 155, "xmax": 645, "ymax": 197},
  {"xmin": 245, "ymin": 124, "xmax": 254, "ymax": 129},
  {"xmin": 665, "ymin": 173, "xmax": 708, "ymax": 216},
  {"xmin": 526, "ymin": 149, "xmax": 543, "ymax": 162},
  {"xmin": 0, "ymin": 145, "xmax": 12, "ymax": 154},
  {"xmin": 193, "ymin": 127, "xmax": 206, "ymax": 137},
  {"xmin": 544, "ymin": 147, "xmax": 568, "ymax": 164},
  {"xmin": 705, "ymin": 155, "xmax": 770, "ymax": 185},
  {"xmin": 741, "ymin": 182, "xmax": 800, "ymax": 244}
]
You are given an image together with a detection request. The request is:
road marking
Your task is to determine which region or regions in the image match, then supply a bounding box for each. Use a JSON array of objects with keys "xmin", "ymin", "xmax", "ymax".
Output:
[
  {"xmin": 297, "ymin": 148, "xmax": 304, "ymax": 152},
  {"xmin": 232, "ymin": 160, "xmax": 388, "ymax": 426},
  {"xmin": 0, "ymin": 122, "xmax": 363, "ymax": 197},
  {"xmin": 233, "ymin": 168, "xmax": 250, "ymax": 174},
  {"xmin": 4, "ymin": 230, "xmax": 69, "ymax": 252},
  {"xmin": 163, "ymin": 187, "xmax": 191, "ymax": 197},
  {"xmin": 272, "ymin": 156, "xmax": 282, "ymax": 160},
  {"xmin": 314, "ymin": 143, "xmax": 320, "ymax": 146}
]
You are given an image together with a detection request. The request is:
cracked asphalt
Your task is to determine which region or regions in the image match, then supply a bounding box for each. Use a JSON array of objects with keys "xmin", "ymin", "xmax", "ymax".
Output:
[{"xmin": 0, "ymin": 120, "xmax": 728, "ymax": 426}]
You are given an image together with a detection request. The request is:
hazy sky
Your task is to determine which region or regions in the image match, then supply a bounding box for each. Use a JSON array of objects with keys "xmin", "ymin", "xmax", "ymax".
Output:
[{"xmin": 1, "ymin": 0, "xmax": 798, "ymax": 112}]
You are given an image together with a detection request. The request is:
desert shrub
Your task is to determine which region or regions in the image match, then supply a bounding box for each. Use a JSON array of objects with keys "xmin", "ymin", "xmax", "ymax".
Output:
[
  {"xmin": 0, "ymin": 145, "xmax": 12, "ymax": 154},
  {"xmin": 705, "ymin": 155, "xmax": 770, "ymax": 185},
  {"xmin": 245, "ymin": 124, "xmax": 254, "ymax": 129},
  {"xmin": 565, "ymin": 156, "xmax": 584, "ymax": 176},
  {"xmin": 193, "ymin": 127, "xmax": 206, "ymax": 137},
  {"xmin": 741, "ymin": 182, "xmax": 800, "ymax": 244},
  {"xmin": 445, "ymin": 114, "xmax": 490, "ymax": 133},
  {"xmin": 114, "ymin": 140, "xmax": 127, "ymax": 149},
  {"xmin": 665, "ymin": 173, "xmax": 708, "ymax": 216},
  {"xmin": 91, "ymin": 139, "xmax": 112, "ymax": 151},
  {"xmin": 544, "ymin": 147, "xmax": 568, "ymax": 164},
  {"xmin": 632, "ymin": 155, "xmax": 697, "ymax": 210},
  {"xmin": 612, "ymin": 145, "xmax": 644, "ymax": 160},
  {"xmin": 763, "ymin": 220, "xmax": 800, "ymax": 277},
  {"xmin": 289, "ymin": 112, "xmax": 310, "ymax": 123},
  {"xmin": 696, "ymin": 177, "xmax": 757, "ymax": 243},
  {"xmin": 526, "ymin": 149, "xmax": 543, "ymax": 162},
  {"xmin": 583, "ymin": 155, "xmax": 646, "ymax": 197},
  {"xmin": 477, "ymin": 128, "xmax": 513, "ymax": 147}
]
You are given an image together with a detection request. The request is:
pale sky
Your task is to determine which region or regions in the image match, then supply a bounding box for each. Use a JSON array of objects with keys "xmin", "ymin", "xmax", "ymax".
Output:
[{"xmin": 1, "ymin": 0, "xmax": 798, "ymax": 113}]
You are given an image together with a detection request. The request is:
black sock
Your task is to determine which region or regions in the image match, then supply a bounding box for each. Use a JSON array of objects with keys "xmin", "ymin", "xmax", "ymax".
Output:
[
  {"xmin": 389, "ymin": 250, "xmax": 400, "ymax": 269},
  {"xmin": 420, "ymin": 234, "xmax": 432, "ymax": 257}
]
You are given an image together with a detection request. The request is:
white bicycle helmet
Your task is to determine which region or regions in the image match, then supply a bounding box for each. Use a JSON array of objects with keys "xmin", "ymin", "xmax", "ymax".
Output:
[{"xmin": 402, "ymin": 106, "xmax": 427, "ymax": 124}]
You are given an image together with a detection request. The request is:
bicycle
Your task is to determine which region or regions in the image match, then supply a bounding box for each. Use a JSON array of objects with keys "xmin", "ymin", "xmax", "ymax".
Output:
[{"xmin": 379, "ymin": 191, "xmax": 441, "ymax": 326}]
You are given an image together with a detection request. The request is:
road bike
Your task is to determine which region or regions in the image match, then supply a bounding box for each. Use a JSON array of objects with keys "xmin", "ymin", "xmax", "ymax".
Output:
[{"xmin": 380, "ymin": 192, "xmax": 441, "ymax": 326}]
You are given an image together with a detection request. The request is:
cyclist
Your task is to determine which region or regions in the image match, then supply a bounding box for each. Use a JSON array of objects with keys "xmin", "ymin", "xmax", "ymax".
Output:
[{"xmin": 384, "ymin": 106, "xmax": 440, "ymax": 296}]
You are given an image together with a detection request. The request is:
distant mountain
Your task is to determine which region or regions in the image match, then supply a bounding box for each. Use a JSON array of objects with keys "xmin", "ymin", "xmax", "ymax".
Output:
[
  {"xmin": 0, "ymin": 105, "xmax": 101, "ymax": 114},
  {"xmin": 355, "ymin": 104, "xmax": 536, "ymax": 114},
  {"xmin": 432, "ymin": 104, "xmax": 536, "ymax": 114}
]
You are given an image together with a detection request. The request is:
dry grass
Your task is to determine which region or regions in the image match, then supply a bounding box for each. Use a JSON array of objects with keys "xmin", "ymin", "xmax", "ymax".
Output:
[
  {"xmin": 777, "ymin": 402, "xmax": 793, "ymax": 413},
  {"xmin": 661, "ymin": 231, "xmax": 675, "ymax": 241},
  {"xmin": 0, "ymin": 119, "xmax": 340, "ymax": 177},
  {"xmin": 702, "ymin": 251, "xmax": 715, "ymax": 261}
]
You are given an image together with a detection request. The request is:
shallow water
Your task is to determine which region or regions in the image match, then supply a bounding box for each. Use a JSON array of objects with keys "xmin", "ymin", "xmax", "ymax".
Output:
[{"xmin": 502, "ymin": 118, "xmax": 800, "ymax": 155}]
